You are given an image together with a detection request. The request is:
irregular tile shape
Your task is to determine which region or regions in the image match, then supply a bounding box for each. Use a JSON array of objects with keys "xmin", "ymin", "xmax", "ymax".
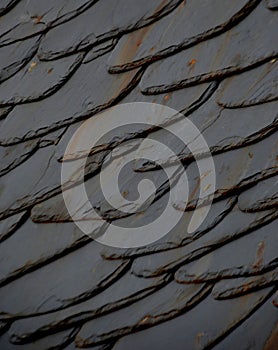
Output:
[
  {"xmin": 0, "ymin": 241, "xmax": 129, "ymax": 316},
  {"xmin": 0, "ymin": 53, "xmax": 83, "ymax": 106},
  {"xmin": 0, "ymin": 127, "xmax": 66, "ymax": 178},
  {"xmin": 265, "ymin": 0, "xmax": 278, "ymax": 10},
  {"xmin": 8, "ymin": 273, "xmax": 169, "ymax": 340},
  {"xmin": 133, "ymin": 100, "xmax": 278, "ymax": 172},
  {"xmin": 175, "ymin": 219, "xmax": 278, "ymax": 283},
  {"xmin": 185, "ymin": 131, "xmax": 278, "ymax": 209},
  {"xmin": 217, "ymin": 60, "xmax": 278, "ymax": 107},
  {"xmin": 131, "ymin": 206, "xmax": 277, "ymax": 277},
  {"xmin": 112, "ymin": 288, "xmax": 274, "ymax": 350},
  {"xmin": 0, "ymin": 121, "xmax": 110, "ymax": 220},
  {"xmin": 0, "ymin": 219, "xmax": 103, "ymax": 286},
  {"xmin": 238, "ymin": 175, "xmax": 278, "ymax": 212},
  {"xmin": 38, "ymin": 0, "xmax": 181, "ymax": 60},
  {"xmin": 55, "ymin": 81, "xmax": 216, "ymax": 164},
  {"xmin": 122, "ymin": 78, "xmax": 214, "ymax": 114},
  {"xmin": 212, "ymin": 296, "xmax": 278, "ymax": 350},
  {"xmin": 0, "ymin": 211, "xmax": 28, "ymax": 243},
  {"xmin": 75, "ymin": 282, "xmax": 211, "ymax": 347},
  {"xmin": 109, "ymin": 0, "xmax": 259, "ymax": 73},
  {"xmin": 0, "ymin": 328, "xmax": 78, "ymax": 350},
  {"xmin": 0, "ymin": 0, "xmax": 97, "ymax": 46},
  {"xmin": 0, "ymin": 53, "xmax": 141, "ymax": 145},
  {"xmin": 103, "ymin": 195, "xmax": 235, "ymax": 261},
  {"xmin": 141, "ymin": 2, "xmax": 277, "ymax": 94},
  {"xmin": 0, "ymin": 0, "xmax": 19, "ymax": 15},
  {"xmin": 212, "ymin": 269, "xmax": 278, "ymax": 299},
  {"xmin": 0, "ymin": 36, "xmax": 40, "ymax": 83}
]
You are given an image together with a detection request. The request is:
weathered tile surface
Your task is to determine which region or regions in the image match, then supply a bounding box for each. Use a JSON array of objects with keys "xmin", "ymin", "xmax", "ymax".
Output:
[
  {"xmin": 217, "ymin": 60, "xmax": 278, "ymax": 107},
  {"xmin": 108, "ymin": 0, "xmax": 259, "ymax": 73},
  {"xmin": 0, "ymin": 0, "xmax": 277, "ymax": 348},
  {"xmin": 111, "ymin": 288, "xmax": 275, "ymax": 350},
  {"xmin": 174, "ymin": 219, "xmax": 278, "ymax": 283},
  {"xmin": 140, "ymin": 2, "xmax": 277, "ymax": 94},
  {"xmin": 38, "ymin": 0, "xmax": 182, "ymax": 60}
]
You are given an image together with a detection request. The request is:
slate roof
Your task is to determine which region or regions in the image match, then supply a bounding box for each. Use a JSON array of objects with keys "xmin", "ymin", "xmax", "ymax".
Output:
[{"xmin": 0, "ymin": 1, "xmax": 277, "ymax": 349}]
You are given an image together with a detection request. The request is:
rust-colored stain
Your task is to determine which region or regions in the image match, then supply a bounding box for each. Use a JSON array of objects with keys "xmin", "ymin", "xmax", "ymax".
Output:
[
  {"xmin": 116, "ymin": 25, "xmax": 153, "ymax": 65},
  {"xmin": 248, "ymin": 152, "xmax": 253, "ymax": 159},
  {"xmin": 31, "ymin": 15, "xmax": 43, "ymax": 24},
  {"xmin": 163, "ymin": 94, "xmax": 170, "ymax": 101},
  {"xmin": 28, "ymin": 62, "xmax": 37, "ymax": 72},
  {"xmin": 187, "ymin": 59, "xmax": 197, "ymax": 67},
  {"xmin": 263, "ymin": 323, "xmax": 278, "ymax": 350},
  {"xmin": 253, "ymin": 241, "xmax": 265, "ymax": 270},
  {"xmin": 195, "ymin": 332, "xmax": 206, "ymax": 347},
  {"xmin": 47, "ymin": 68, "xmax": 53, "ymax": 74}
]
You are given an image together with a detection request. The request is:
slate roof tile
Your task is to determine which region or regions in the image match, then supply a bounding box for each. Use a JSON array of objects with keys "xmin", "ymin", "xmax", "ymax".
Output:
[
  {"xmin": 38, "ymin": 0, "xmax": 182, "ymax": 60},
  {"xmin": 74, "ymin": 281, "xmax": 211, "ymax": 347},
  {"xmin": 140, "ymin": 1, "xmax": 277, "ymax": 94},
  {"xmin": 216, "ymin": 60, "xmax": 278, "ymax": 107},
  {"xmin": 0, "ymin": 241, "xmax": 129, "ymax": 317},
  {"xmin": 0, "ymin": 53, "xmax": 84, "ymax": 105},
  {"xmin": 174, "ymin": 219, "xmax": 278, "ymax": 283},
  {"xmin": 0, "ymin": 0, "xmax": 98, "ymax": 46},
  {"xmin": 108, "ymin": 0, "xmax": 259, "ymax": 73},
  {"xmin": 212, "ymin": 269, "xmax": 278, "ymax": 300},
  {"xmin": 130, "ymin": 206, "xmax": 277, "ymax": 277},
  {"xmin": 212, "ymin": 296, "xmax": 278, "ymax": 350},
  {"xmin": 111, "ymin": 288, "xmax": 275, "ymax": 350},
  {"xmin": 0, "ymin": 53, "xmax": 141, "ymax": 145},
  {"xmin": 0, "ymin": 328, "xmax": 79, "ymax": 350},
  {"xmin": 7, "ymin": 273, "xmax": 169, "ymax": 340}
]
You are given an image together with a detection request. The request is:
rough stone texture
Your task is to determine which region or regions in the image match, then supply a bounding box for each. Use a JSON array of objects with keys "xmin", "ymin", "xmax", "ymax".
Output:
[{"xmin": 0, "ymin": 1, "xmax": 277, "ymax": 349}]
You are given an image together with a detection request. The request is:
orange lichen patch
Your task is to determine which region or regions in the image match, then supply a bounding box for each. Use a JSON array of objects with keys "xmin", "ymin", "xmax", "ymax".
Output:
[
  {"xmin": 163, "ymin": 94, "xmax": 170, "ymax": 101},
  {"xmin": 187, "ymin": 59, "xmax": 197, "ymax": 67},
  {"xmin": 28, "ymin": 62, "xmax": 37, "ymax": 72}
]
